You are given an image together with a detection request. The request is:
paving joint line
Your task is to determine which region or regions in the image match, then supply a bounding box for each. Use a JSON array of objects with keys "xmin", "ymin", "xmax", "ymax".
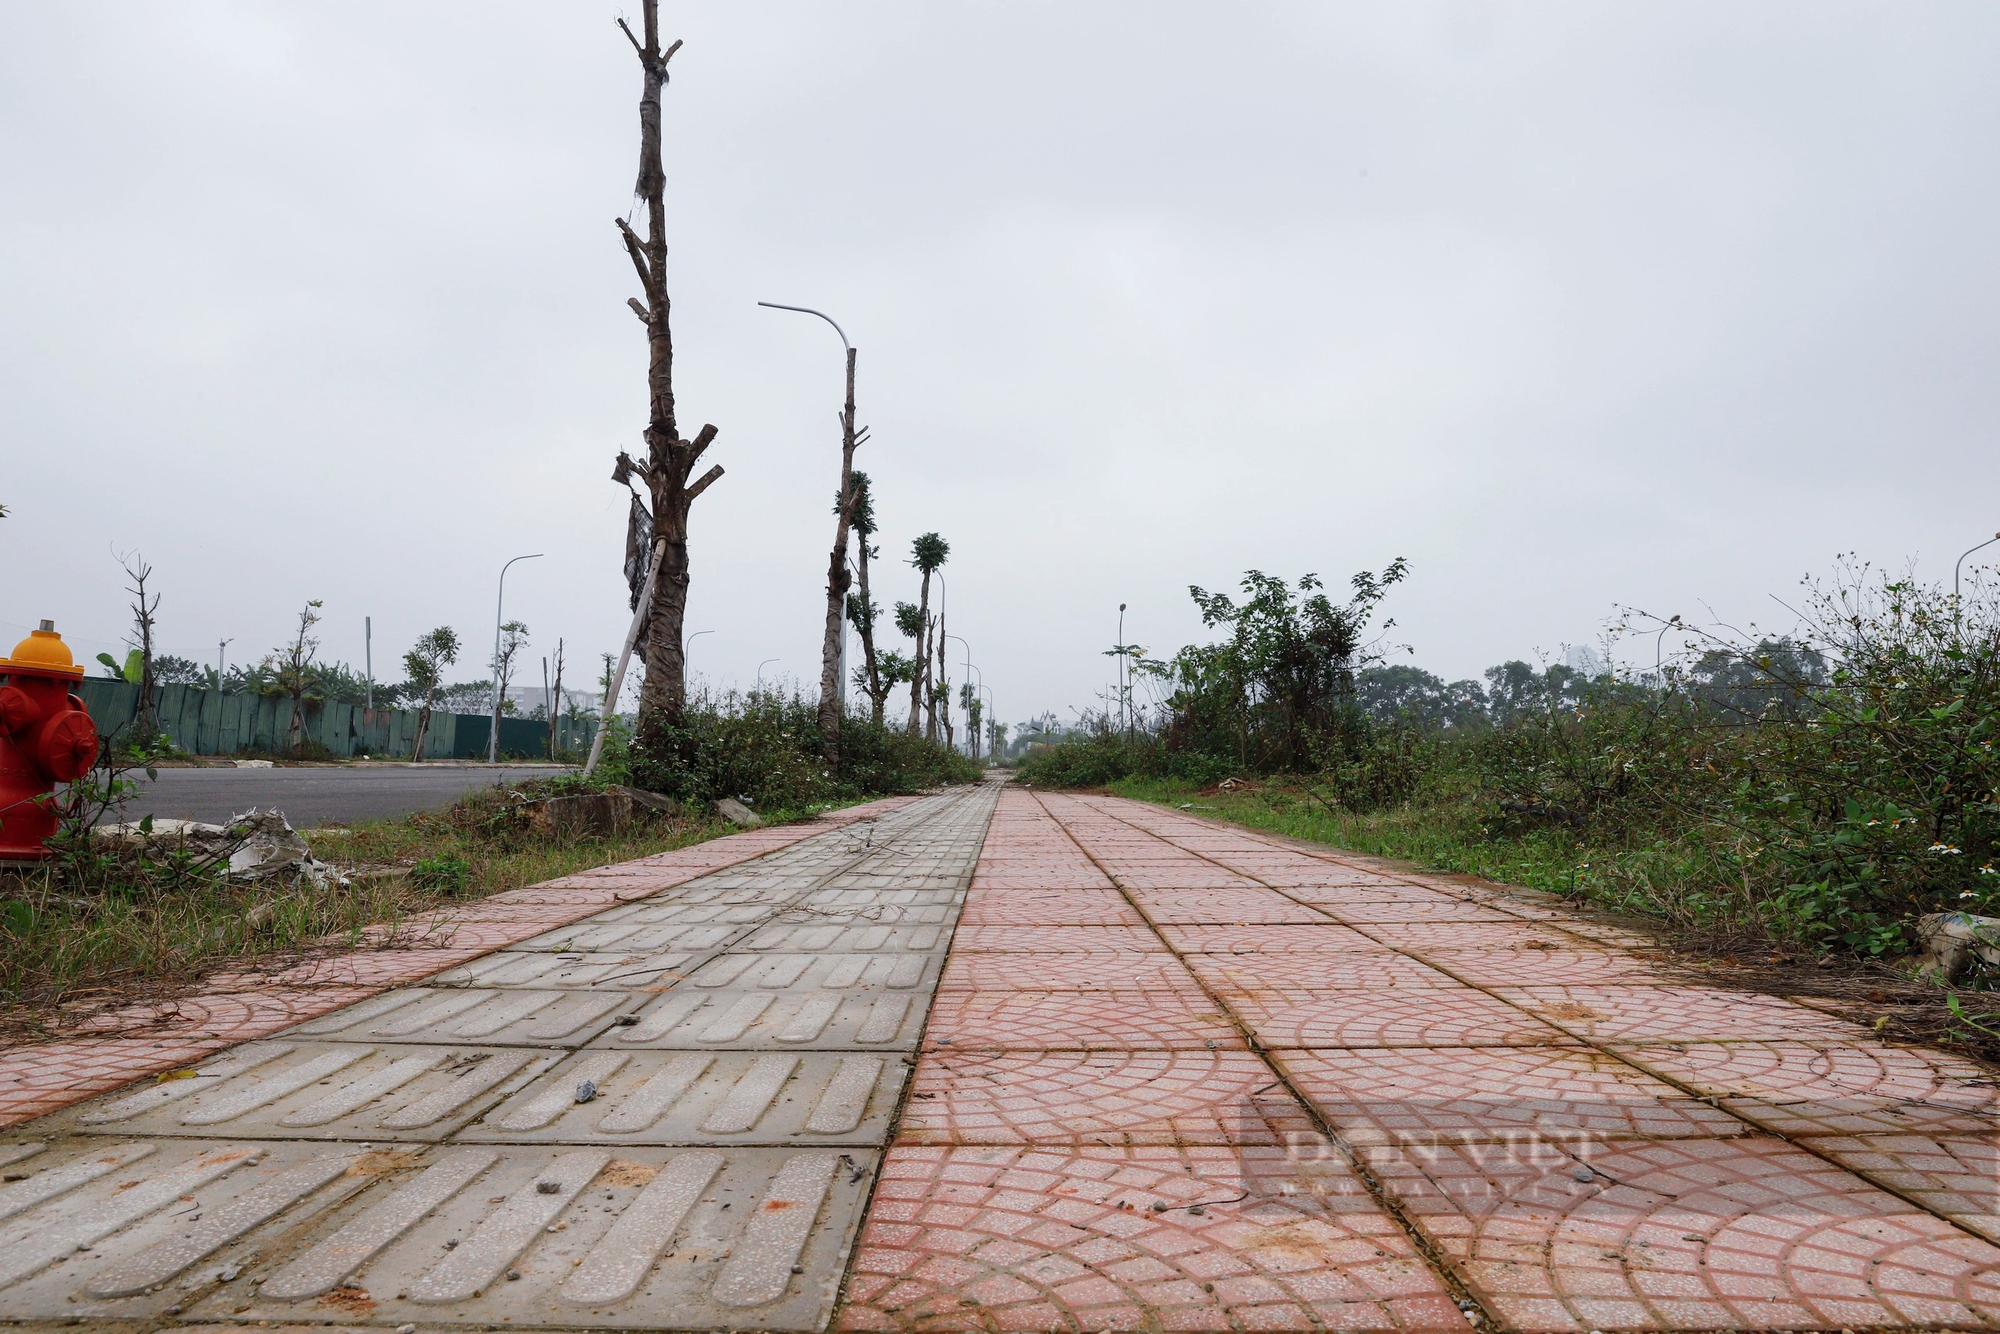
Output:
[
  {"xmin": 1063, "ymin": 794, "xmax": 2000, "ymax": 1286},
  {"xmin": 821, "ymin": 780, "xmax": 1007, "ymax": 1327},
  {"xmin": 1024, "ymin": 788, "xmax": 1501, "ymax": 1334}
]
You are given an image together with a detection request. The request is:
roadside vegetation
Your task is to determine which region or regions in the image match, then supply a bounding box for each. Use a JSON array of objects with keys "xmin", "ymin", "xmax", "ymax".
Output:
[{"xmin": 1018, "ymin": 556, "xmax": 2000, "ymax": 1039}]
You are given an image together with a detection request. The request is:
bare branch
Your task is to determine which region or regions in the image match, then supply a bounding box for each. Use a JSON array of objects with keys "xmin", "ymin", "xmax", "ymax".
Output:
[
  {"xmin": 662, "ymin": 38, "xmax": 683, "ymax": 63},
  {"xmin": 683, "ymin": 422, "xmax": 718, "ymax": 466},
  {"xmin": 686, "ymin": 464, "xmax": 724, "ymax": 502},
  {"xmin": 616, "ymin": 17, "xmax": 645, "ymax": 58},
  {"xmin": 627, "ymin": 297, "xmax": 650, "ymax": 324},
  {"xmin": 615, "ymin": 217, "xmax": 652, "ymax": 289}
]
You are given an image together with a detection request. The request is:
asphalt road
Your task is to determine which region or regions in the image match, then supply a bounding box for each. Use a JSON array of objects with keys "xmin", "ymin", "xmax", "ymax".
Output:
[{"xmin": 113, "ymin": 764, "xmax": 571, "ymax": 827}]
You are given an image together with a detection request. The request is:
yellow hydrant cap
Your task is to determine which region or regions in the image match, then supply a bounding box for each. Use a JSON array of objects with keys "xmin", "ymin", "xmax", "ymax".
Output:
[{"xmin": 1, "ymin": 620, "xmax": 85, "ymax": 677}]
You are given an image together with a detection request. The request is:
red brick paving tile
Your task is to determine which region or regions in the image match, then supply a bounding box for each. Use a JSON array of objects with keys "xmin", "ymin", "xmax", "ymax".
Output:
[
  {"xmin": 1106, "ymin": 873, "xmax": 1275, "ymax": 892},
  {"xmin": 1274, "ymin": 1047, "xmax": 1745, "ymax": 1144},
  {"xmin": 1158, "ymin": 925, "xmax": 1391, "ymax": 954},
  {"xmin": 0, "ymin": 1036, "xmax": 229, "ymax": 1127},
  {"xmin": 960, "ymin": 891, "xmax": 1146, "ymax": 926},
  {"xmin": 1411, "ymin": 949, "xmax": 1670, "ymax": 988},
  {"xmin": 1320, "ymin": 903, "xmax": 1537, "ymax": 926},
  {"xmin": 952, "ymin": 926, "xmax": 1171, "ymax": 953},
  {"xmin": 1232, "ymin": 990, "xmax": 1570, "ymax": 1050},
  {"xmin": 1535, "ymin": 921, "xmax": 1661, "ymax": 950},
  {"xmin": 972, "ymin": 873, "xmax": 1120, "ymax": 891},
  {"xmin": 1495, "ymin": 986, "xmax": 1869, "ymax": 1044},
  {"xmin": 838, "ymin": 1143, "xmax": 1470, "ymax": 1334},
  {"xmin": 65, "ymin": 986, "xmax": 374, "ymax": 1041},
  {"xmin": 939, "ymin": 953, "xmax": 1204, "ymax": 993},
  {"xmin": 1362, "ymin": 1134, "xmax": 2000, "ymax": 1332},
  {"xmin": 1185, "ymin": 953, "xmax": 1459, "ymax": 995},
  {"xmin": 1124, "ymin": 891, "xmax": 1332, "ymax": 925},
  {"xmin": 1619, "ymin": 1040, "xmax": 2000, "ymax": 1135},
  {"xmin": 1792, "ymin": 1131, "xmax": 2000, "ymax": 1242},
  {"xmin": 926, "ymin": 992, "xmax": 1248, "ymax": 1051},
  {"xmin": 899, "ymin": 1050, "xmax": 1309, "ymax": 1145},
  {"xmin": 1355, "ymin": 923, "xmax": 1587, "ymax": 951},
  {"xmin": 217, "ymin": 947, "xmax": 490, "ymax": 989}
]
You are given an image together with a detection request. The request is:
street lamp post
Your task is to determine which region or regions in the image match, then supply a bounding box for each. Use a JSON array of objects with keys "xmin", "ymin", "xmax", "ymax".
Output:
[
  {"xmin": 944, "ymin": 633, "xmax": 976, "ymax": 757},
  {"xmin": 759, "ymin": 300, "xmax": 861, "ymax": 760},
  {"xmin": 685, "ymin": 629, "xmax": 714, "ymax": 669},
  {"xmin": 488, "ymin": 553, "xmax": 543, "ymax": 763},
  {"xmin": 756, "ymin": 658, "xmax": 780, "ymax": 693},
  {"xmin": 1956, "ymin": 532, "xmax": 2000, "ymax": 625}
]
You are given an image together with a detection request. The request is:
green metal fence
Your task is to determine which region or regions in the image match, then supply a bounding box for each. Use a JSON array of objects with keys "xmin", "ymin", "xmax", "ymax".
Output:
[{"xmin": 73, "ymin": 680, "xmax": 594, "ymax": 761}]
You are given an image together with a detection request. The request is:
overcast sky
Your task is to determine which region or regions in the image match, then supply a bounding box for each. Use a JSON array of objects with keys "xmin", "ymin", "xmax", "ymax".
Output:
[{"xmin": 6, "ymin": 2, "xmax": 2000, "ymax": 727}]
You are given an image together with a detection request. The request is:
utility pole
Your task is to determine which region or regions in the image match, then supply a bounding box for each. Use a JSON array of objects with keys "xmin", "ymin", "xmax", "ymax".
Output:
[{"xmin": 364, "ymin": 616, "xmax": 373, "ymax": 711}]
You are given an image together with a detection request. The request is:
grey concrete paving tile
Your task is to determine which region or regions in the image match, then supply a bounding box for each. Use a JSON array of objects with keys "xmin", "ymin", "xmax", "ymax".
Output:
[
  {"xmin": 298, "ymin": 988, "xmax": 644, "ymax": 1047},
  {"xmin": 430, "ymin": 949, "xmax": 710, "ymax": 991},
  {"xmin": 0, "ymin": 1137, "xmax": 375, "ymax": 1322},
  {"xmin": 459, "ymin": 1050, "xmax": 909, "ymax": 1145},
  {"xmin": 682, "ymin": 951, "xmax": 943, "ymax": 992},
  {"xmin": 514, "ymin": 921, "xmax": 742, "ymax": 953},
  {"xmin": 64, "ymin": 1043, "xmax": 558, "ymax": 1141},
  {"xmin": 201, "ymin": 1144, "xmax": 876, "ymax": 1330},
  {"xmin": 590, "ymin": 989, "xmax": 927, "ymax": 1052},
  {"xmin": 738, "ymin": 923, "xmax": 947, "ymax": 953}
]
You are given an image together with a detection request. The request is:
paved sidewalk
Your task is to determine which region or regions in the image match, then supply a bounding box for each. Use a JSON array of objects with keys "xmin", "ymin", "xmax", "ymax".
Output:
[
  {"xmin": 0, "ymin": 798, "xmax": 918, "ymax": 1128},
  {"xmin": 845, "ymin": 790, "xmax": 2000, "ymax": 1334},
  {"xmin": 3, "ymin": 783, "xmax": 2000, "ymax": 1333}
]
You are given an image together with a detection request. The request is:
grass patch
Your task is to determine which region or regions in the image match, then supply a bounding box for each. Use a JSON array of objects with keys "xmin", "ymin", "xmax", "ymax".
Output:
[{"xmin": 0, "ymin": 779, "xmax": 744, "ymax": 1041}]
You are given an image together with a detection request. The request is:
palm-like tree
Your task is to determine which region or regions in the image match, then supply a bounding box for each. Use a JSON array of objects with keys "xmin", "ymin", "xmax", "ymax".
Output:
[{"xmin": 905, "ymin": 533, "xmax": 948, "ymax": 734}]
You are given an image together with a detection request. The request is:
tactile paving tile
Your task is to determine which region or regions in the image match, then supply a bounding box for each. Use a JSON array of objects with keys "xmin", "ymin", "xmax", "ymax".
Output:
[
  {"xmin": 514, "ymin": 921, "xmax": 745, "ymax": 953},
  {"xmin": 684, "ymin": 953, "xmax": 944, "ymax": 993},
  {"xmin": 799, "ymin": 888, "xmax": 965, "ymax": 909},
  {"xmin": 457, "ymin": 1051, "xmax": 911, "ymax": 1146},
  {"xmin": 897, "ymin": 1050, "xmax": 1312, "ymax": 1146},
  {"xmin": 291, "ymin": 988, "xmax": 643, "ymax": 1047},
  {"xmin": 837, "ymin": 1142, "xmax": 1471, "ymax": 1334},
  {"xmin": 1619, "ymin": 1040, "xmax": 2000, "ymax": 1136},
  {"xmin": 0, "ymin": 1137, "xmax": 398, "ymax": 1320},
  {"xmin": 196, "ymin": 1145, "xmax": 879, "ymax": 1330},
  {"xmin": 432, "ymin": 949, "xmax": 707, "ymax": 991},
  {"xmin": 738, "ymin": 923, "xmax": 949, "ymax": 953},
  {"xmin": 63, "ymin": 1042, "xmax": 556, "ymax": 1141},
  {"xmin": 1359, "ymin": 1133, "xmax": 2000, "ymax": 1333},
  {"xmin": 1273, "ymin": 1046, "xmax": 1747, "ymax": 1144},
  {"xmin": 1493, "ymin": 985, "xmax": 1870, "ymax": 1044},
  {"xmin": 592, "ymin": 990, "xmax": 929, "ymax": 1051},
  {"xmin": 1231, "ymin": 989, "xmax": 1570, "ymax": 1050},
  {"xmin": 923, "ymin": 991, "xmax": 1247, "ymax": 1051},
  {"xmin": 770, "ymin": 903, "xmax": 957, "ymax": 927}
]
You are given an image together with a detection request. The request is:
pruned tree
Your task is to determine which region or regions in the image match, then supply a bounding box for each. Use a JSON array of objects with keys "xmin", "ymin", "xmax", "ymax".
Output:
[
  {"xmin": 549, "ymin": 637, "xmax": 566, "ymax": 760},
  {"xmin": 841, "ymin": 471, "xmax": 885, "ymax": 724},
  {"xmin": 403, "ymin": 626, "xmax": 460, "ymax": 761},
  {"xmin": 962, "ymin": 683, "xmax": 982, "ymax": 761},
  {"xmin": 816, "ymin": 336, "xmax": 864, "ymax": 765},
  {"xmin": 492, "ymin": 620, "xmax": 529, "ymax": 720},
  {"xmin": 611, "ymin": 0, "xmax": 722, "ymax": 775},
  {"xmin": 905, "ymin": 533, "xmax": 948, "ymax": 734},
  {"xmin": 273, "ymin": 600, "xmax": 324, "ymax": 755},
  {"xmin": 114, "ymin": 551, "xmax": 160, "ymax": 745}
]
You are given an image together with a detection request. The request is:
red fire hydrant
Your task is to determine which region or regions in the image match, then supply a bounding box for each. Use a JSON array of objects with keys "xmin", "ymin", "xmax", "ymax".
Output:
[{"xmin": 0, "ymin": 621, "xmax": 100, "ymax": 860}]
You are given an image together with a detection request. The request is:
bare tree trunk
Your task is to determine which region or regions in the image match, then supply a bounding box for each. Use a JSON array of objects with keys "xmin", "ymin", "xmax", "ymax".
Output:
[
  {"xmin": 855, "ymin": 537, "xmax": 882, "ymax": 724},
  {"xmin": 817, "ymin": 346, "xmax": 859, "ymax": 766},
  {"xmin": 615, "ymin": 3, "xmax": 722, "ymax": 767},
  {"xmin": 907, "ymin": 572, "xmax": 931, "ymax": 734},
  {"xmin": 923, "ymin": 613, "xmax": 939, "ymax": 742},
  {"xmin": 550, "ymin": 638, "xmax": 565, "ymax": 759}
]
